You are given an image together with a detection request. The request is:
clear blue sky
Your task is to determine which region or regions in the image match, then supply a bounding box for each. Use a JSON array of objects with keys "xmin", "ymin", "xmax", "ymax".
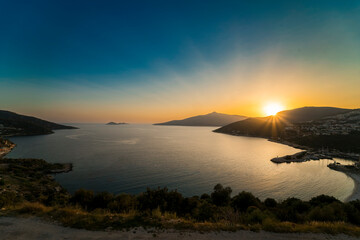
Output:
[{"xmin": 1, "ymin": 0, "xmax": 359, "ymax": 122}]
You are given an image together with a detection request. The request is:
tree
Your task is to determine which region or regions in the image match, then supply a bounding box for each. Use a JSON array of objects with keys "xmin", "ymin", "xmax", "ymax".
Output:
[{"xmin": 211, "ymin": 184, "xmax": 232, "ymax": 206}]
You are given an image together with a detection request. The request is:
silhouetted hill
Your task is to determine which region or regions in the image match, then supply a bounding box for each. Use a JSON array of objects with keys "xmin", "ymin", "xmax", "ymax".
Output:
[
  {"xmin": 214, "ymin": 116, "xmax": 288, "ymax": 138},
  {"xmin": 154, "ymin": 112, "xmax": 247, "ymax": 126},
  {"xmin": 0, "ymin": 110, "xmax": 76, "ymax": 136},
  {"xmin": 276, "ymin": 107, "xmax": 351, "ymax": 123},
  {"xmin": 214, "ymin": 107, "xmax": 353, "ymax": 139}
]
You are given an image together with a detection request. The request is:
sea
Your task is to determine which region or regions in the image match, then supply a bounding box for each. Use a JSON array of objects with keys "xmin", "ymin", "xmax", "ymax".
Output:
[{"xmin": 8, "ymin": 124, "xmax": 355, "ymax": 201}]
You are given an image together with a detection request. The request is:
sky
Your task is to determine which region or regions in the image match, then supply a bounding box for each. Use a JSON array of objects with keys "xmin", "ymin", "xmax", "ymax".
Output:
[{"xmin": 0, "ymin": 0, "xmax": 359, "ymax": 123}]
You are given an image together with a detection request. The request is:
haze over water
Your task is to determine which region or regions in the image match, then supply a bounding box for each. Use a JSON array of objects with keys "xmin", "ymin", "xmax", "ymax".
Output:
[{"xmin": 8, "ymin": 124, "xmax": 354, "ymax": 201}]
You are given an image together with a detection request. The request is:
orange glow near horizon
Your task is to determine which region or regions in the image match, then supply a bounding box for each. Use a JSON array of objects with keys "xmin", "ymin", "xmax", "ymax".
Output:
[
  {"xmin": 263, "ymin": 103, "xmax": 285, "ymax": 116},
  {"xmin": 4, "ymin": 53, "xmax": 359, "ymax": 124}
]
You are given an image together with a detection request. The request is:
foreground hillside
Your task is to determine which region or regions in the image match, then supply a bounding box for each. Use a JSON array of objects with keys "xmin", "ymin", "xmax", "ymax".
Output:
[
  {"xmin": 155, "ymin": 112, "xmax": 247, "ymax": 126},
  {"xmin": 0, "ymin": 110, "xmax": 76, "ymax": 136}
]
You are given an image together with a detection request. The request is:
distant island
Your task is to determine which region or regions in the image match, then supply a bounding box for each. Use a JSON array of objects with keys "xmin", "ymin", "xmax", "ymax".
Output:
[
  {"xmin": 154, "ymin": 112, "xmax": 247, "ymax": 127},
  {"xmin": 106, "ymin": 122, "xmax": 128, "ymax": 125},
  {"xmin": 0, "ymin": 110, "xmax": 77, "ymax": 137}
]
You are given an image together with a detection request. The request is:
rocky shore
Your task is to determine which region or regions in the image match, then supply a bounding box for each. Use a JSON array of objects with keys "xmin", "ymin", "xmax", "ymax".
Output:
[{"xmin": 0, "ymin": 139, "xmax": 16, "ymax": 158}]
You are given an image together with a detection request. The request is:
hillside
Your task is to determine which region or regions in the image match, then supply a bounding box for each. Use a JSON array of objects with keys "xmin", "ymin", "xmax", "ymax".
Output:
[
  {"xmin": 285, "ymin": 109, "xmax": 360, "ymax": 153},
  {"xmin": 0, "ymin": 110, "xmax": 76, "ymax": 136},
  {"xmin": 155, "ymin": 112, "xmax": 247, "ymax": 127},
  {"xmin": 214, "ymin": 107, "xmax": 353, "ymax": 139},
  {"xmin": 214, "ymin": 107, "xmax": 360, "ymax": 153},
  {"xmin": 276, "ymin": 107, "xmax": 351, "ymax": 123},
  {"xmin": 214, "ymin": 116, "xmax": 288, "ymax": 138}
]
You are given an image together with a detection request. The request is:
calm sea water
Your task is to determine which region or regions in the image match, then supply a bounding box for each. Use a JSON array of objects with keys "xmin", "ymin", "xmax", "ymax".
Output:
[{"xmin": 8, "ymin": 124, "xmax": 355, "ymax": 201}]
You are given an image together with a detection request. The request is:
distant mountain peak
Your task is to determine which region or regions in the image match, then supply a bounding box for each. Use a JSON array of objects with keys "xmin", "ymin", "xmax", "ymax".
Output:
[{"xmin": 154, "ymin": 112, "xmax": 247, "ymax": 127}]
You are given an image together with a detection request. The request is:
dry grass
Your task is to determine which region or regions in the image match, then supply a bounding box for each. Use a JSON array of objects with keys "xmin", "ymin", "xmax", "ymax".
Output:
[{"xmin": 2, "ymin": 201, "xmax": 360, "ymax": 236}]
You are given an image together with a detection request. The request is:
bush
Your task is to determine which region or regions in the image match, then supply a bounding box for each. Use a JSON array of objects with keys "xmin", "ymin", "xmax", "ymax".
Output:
[
  {"xmin": 137, "ymin": 187, "xmax": 183, "ymax": 213},
  {"xmin": 344, "ymin": 203, "xmax": 360, "ymax": 225},
  {"xmin": 308, "ymin": 202, "xmax": 347, "ymax": 222},
  {"xmin": 71, "ymin": 189, "xmax": 94, "ymax": 210},
  {"xmin": 92, "ymin": 191, "xmax": 114, "ymax": 209},
  {"xmin": 195, "ymin": 201, "xmax": 217, "ymax": 221},
  {"xmin": 245, "ymin": 207, "xmax": 269, "ymax": 224},
  {"xmin": 211, "ymin": 184, "xmax": 232, "ymax": 206},
  {"xmin": 108, "ymin": 193, "xmax": 137, "ymax": 213},
  {"xmin": 180, "ymin": 196, "xmax": 200, "ymax": 217},
  {"xmin": 0, "ymin": 191, "xmax": 20, "ymax": 208},
  {"xmin": 264, "ymin": 198, "xmax": 277, "ymax": 208},
  {"xmin": 231, "ymin": 191, "xmax": 259, "ymax": 212},
  {"xmin": 309, "ymin": 195, "xmax": 340, "ymax": 207}
]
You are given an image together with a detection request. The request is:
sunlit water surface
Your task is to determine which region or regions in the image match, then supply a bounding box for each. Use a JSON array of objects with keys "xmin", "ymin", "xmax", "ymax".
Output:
[{"xmin": 8, "ymin": 124, "xmax": 354, "ymax": 201}]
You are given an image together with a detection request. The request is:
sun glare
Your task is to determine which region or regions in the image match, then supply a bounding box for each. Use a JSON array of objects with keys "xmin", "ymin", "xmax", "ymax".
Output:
[{"xmin": 264, "ymin": 103, "xmax": 284, "ymax": 116}]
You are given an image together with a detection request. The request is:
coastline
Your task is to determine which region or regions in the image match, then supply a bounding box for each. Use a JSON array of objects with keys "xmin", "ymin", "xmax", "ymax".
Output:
[
  {"xmin": 269, "ymin": 138, "xmax": 360, "ymax": 201},
  {"xmin": 0, "ymin": 139, "xmax": 16, "ymax": 158},
  {"xmin": 343, "ymin": 172, "xmax": 360, "ymax": 202}
]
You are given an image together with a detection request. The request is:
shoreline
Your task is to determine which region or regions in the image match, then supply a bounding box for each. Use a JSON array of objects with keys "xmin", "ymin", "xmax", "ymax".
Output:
[
  {"xmin": 345, "ymin": 172, "xmax": 360, "ymax": 202},
  {"xmin": 0, "ymin": 139, "xmax": 16, "ymax": 158},
  {"xmin": 327, "ymin": 163, "xmax": 360, "ymax": 202}
]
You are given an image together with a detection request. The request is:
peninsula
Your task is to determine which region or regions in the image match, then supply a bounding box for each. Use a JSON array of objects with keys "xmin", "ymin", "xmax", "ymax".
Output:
[{"xmin": 0, "ymin": 110, "xmax": 77, "ymax": 137}]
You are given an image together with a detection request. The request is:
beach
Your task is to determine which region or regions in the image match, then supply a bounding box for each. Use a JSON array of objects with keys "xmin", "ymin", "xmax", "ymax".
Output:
[{"xmin": 345, "ymin": 172, "xmax": 360, "ymax": 202}]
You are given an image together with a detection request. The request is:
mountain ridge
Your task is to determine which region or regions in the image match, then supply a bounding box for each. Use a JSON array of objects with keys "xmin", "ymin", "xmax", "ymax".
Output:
[{"xmin": 154, "ymin": 112, "xmax": 247, "ymax": 127}]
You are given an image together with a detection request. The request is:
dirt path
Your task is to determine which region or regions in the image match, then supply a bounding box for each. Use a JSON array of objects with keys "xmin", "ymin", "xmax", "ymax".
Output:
[{"xmin": 0, "ymin": 217, "xmax": 358, "ymax": 240}]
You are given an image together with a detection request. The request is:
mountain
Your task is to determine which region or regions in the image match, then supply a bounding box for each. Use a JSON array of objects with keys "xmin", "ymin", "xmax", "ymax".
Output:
[
  {"xmin": 154, "ymin": 112, "xmax": 247, "ymax": 127},
  {"xmin": 214, "ymin": 107, "xmax": 353, "ymax": 139},
  {"xmin": 0, "ymin": 110, "xmax": 77, "ymax": 136}
]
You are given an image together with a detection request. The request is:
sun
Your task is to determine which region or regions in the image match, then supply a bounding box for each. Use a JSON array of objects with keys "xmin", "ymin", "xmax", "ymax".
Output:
[{"xmin": 264, "ymin": 103, "xmax": 284, "ymax": 116}]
